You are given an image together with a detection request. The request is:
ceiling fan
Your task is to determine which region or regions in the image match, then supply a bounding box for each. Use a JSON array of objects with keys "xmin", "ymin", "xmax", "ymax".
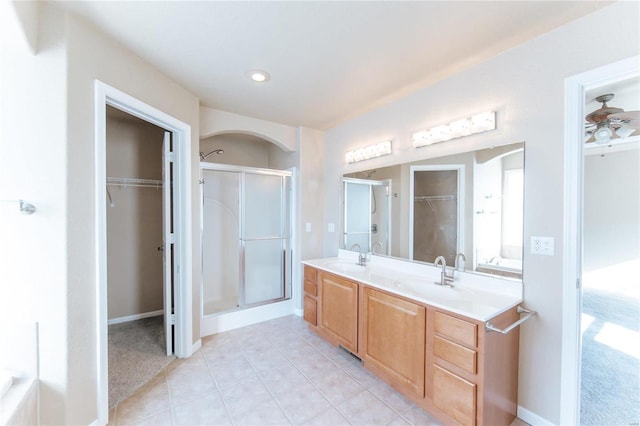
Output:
[{"xmin": 585, "ymin": 93, "xmax": 640, "ymax": 144}]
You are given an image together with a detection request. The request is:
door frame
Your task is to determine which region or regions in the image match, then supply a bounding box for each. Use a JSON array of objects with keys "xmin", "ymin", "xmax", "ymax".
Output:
[
  {"xmin": 94, "ymin": 81, "xmax": 193, "ymax": 424},
  {"xmin": 561, "ymin": 55, "xmax": 638, "ymax": 425},
  {"xmin": 409, "ymin": 164, "xmax": 465, "ymax": 262}
]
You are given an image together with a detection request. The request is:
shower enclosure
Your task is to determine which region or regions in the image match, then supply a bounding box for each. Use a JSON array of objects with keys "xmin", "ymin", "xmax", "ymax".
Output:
[
  {"xmin": 343, "ymin": 178, "xmax": 390, "ymax": 255},
  {"xmin": 201, "ymin": 164, "xmax": 292, "ymax": 316}
]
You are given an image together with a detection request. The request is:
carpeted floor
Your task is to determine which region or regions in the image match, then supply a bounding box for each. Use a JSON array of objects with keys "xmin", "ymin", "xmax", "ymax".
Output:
[
  {"xmin": 580, "ymin": 286, "xmax": 640, "ymax": 425},
  {"xmin": 108, "ymin": 316, "xmax": 175, "ymax": 408}
]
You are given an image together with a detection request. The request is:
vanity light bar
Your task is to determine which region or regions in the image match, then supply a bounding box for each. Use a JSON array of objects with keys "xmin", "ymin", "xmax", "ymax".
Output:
[
  {"xmin": 412, "ymin": 111, "xmax": 496, "ymax": 148},
  {"xmin": 345, "ymin": 140, "xmax": 392, "ymax": 163}
]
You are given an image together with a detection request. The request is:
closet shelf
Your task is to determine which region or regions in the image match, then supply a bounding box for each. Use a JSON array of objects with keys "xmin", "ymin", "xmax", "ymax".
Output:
[{"xmin": 107, "ymin": 177, "xmax": 163, "ymax": 188}]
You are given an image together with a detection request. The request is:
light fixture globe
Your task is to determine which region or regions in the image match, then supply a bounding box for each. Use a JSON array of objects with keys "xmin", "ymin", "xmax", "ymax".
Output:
[{"xmin": 594, "ymin": 124, "xmax": 613, "ymax": 145}]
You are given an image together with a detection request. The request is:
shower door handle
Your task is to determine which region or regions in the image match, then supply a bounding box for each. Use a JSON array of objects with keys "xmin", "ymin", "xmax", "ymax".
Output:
[{"xmin": 157, "ymin": 245, "xmax": 164, "ymax": 252}]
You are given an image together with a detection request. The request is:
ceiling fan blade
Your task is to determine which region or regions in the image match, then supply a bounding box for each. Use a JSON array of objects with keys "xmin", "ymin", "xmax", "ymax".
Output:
[
  {"xmin": 607, "ymin": 111, "xmax": 640, "ymax": 121},
  {"xmin": 608, "ymin": 111, "xmax": 640, "ymax": 128}
]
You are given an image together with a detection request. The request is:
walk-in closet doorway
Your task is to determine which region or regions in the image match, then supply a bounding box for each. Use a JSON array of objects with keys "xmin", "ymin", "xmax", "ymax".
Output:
[
  {"xmin": 95, "ymin": 81, "xmax": 194, "ymax": 425},
  {"xmin": 105, "ymin": 106, "xmax": 175, "ymax": 408}
]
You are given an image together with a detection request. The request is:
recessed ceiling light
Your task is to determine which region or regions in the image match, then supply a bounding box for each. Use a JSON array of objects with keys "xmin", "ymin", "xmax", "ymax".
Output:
[{"xmin": 248, "ymin": 70, "xmax": 270, "ymax": 83}]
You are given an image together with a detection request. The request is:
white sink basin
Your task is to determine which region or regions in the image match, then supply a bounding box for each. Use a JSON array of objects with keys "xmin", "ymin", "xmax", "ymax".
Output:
[
  {"xmin": 323, "ymin": 260, "xmax": 367, "ymax": 274},
  {"xmin": 392, "ymin": 279, "xmax": 473, "ymax": 301}
]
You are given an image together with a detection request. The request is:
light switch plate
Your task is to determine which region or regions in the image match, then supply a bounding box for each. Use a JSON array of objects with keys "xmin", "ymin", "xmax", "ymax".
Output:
[
  {"xmin": 328, "ymin": 223, "xmax": 335, "ymax": 233},
  {"xmin": 305, "ymin": 222, "xmax": 311, "ymax": 233},
  {"xmin": 531, "ymin": 236, "xmax": 554, "ymax": 256}
]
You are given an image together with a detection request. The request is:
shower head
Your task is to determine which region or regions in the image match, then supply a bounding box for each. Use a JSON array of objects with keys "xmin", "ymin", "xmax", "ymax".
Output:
[
  {"xmin": 362, "ymin": 170, "xmax": 376, "ymax": 179},
  {"xmin": 200, "ymin": 149, "xmax": 224, "ymax": 161}
]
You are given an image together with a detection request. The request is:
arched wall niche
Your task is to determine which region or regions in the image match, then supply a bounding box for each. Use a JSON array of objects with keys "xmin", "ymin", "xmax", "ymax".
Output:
[
  {"xmin": 200, "ymin": 131, "xmax": 292, "ymax": 169},
  {"xmin": 199, "ymin": 107, "xmax": 297, "ymax": 152}
]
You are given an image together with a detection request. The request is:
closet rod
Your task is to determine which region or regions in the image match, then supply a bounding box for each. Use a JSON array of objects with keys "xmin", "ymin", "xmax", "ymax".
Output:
[
  {"xmin": 106, "ymin": 177, "xmax": 163, "ymax": 188},
  {"xmin": 414, "ymin": 195, "xmax": 456, "ymax": 202}
]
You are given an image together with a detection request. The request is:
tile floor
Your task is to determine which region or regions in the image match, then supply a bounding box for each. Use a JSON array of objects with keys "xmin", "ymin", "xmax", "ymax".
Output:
[{"xmin": 109, "ymin": 314, "xmax": 529, "ymax": 426}]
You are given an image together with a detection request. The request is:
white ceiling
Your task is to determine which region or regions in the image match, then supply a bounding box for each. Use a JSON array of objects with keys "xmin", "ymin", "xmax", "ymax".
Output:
[{"xmin": 51, "ymin": 1, "xmax": 610, "ymax": 130}]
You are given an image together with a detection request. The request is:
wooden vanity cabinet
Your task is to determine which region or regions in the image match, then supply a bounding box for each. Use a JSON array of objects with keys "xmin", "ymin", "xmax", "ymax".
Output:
[
  {"xmin": 303, "ymin": 266, "xmax": 318, "ymax": 326},
  {"xmin": 361, "ymin": 287, "xmax": 426, "ymax": 398},
  {"xmin": 425, "ymin": 307, "xmax": 520, "ymax": 426},
  {"xmin": 302, "ymin": 264, "xmax": 519, "ymax": 426},
  {"xmin": 317, "ymin": 271, "xmax": 359, "ymax": 353}
]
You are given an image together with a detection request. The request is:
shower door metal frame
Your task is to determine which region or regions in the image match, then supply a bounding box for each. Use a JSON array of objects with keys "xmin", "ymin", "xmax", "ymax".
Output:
[{"xmin": 200, "ymin": 162, "xmax": 293, "ymax": 317}]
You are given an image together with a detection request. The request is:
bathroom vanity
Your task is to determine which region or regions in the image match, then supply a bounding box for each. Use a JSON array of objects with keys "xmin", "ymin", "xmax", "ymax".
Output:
[{"xmin": 302, "ymin": 251, "xmax": 530, "ymax": 426}]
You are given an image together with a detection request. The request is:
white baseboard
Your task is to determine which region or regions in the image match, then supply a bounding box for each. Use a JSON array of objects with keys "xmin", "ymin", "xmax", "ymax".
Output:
[
  {"xmin": 293, "ymin": 308, "xmax": 303, "ymax": 317},
  {"xmin": 518, "ymin": 405, "xmax": 553, "ymax": 426},
  {"xmin": 108, "ymin": 309, "xmax": 163, "ymax": 326},
  {"xmin": 200, "ymin": 299, "xmax": 295, "ymax": 337},
  {"xmin": 191, "ymin": 339, "xmax": 202, "ymax": 355}
]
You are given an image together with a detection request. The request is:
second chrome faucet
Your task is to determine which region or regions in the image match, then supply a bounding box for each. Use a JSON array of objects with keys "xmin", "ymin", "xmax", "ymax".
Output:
[
  {"xmin": 433, "ymin": 253, "xmax": 466, "ymax": 287},
  {"xmin": 433, "ymin": 256, "xmax": 454, "ymax": 287},
  {"xmin": 350, "ymin": 243, "xmax": 367, "ymax": 266}
]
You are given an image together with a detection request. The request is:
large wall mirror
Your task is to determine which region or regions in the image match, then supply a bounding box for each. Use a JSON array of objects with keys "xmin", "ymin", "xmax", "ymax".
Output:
[{"xmin": 343, "ymin": 141, "xmax": 524, "ymax": 280}]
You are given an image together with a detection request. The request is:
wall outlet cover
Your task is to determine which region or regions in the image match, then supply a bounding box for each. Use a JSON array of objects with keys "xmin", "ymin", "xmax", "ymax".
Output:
[{"xmin": 531, "ymin": 236, "xmax": 555, "ymax": 256}]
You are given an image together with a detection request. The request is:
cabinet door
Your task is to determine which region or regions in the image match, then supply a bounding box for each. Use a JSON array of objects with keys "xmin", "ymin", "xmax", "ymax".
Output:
[
  {"xmin": 433, "ymin": 365, "xmax": 476, "ymax": 426},
  {"xmin": 303, "ymin": 295, "xmax": 317, "ymax": 326},
  {"xmin": 318, "ymin": 273, "xmax": 358, "ymax": 353},
  {"xmin": 362, "ymin": 287, "xmax": 426, "ymax": 397}
]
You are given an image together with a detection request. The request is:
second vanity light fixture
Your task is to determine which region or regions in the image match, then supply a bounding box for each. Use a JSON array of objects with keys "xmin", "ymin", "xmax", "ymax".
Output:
[
  {"xmin": 412, "ymin": 111, "xmax": 496, "ymax": 148},
  {"xmin": 345, "ymin": 140, "xmax": 392, "ymax": 163}
]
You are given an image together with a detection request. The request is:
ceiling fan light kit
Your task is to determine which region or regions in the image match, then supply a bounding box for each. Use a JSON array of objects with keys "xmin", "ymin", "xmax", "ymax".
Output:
[
  {"xmin": 594, "ymin": 125, "xmax": 613, "ymax": 145},
  {"xmin": 584, "ymin": 93, "xmax": 640, "ymax": 145}
]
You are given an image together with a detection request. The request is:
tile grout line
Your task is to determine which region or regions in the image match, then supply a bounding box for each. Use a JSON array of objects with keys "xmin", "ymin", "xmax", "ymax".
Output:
[
  {"xmin": 163, "ymin": 368, "xmax": 176, "ymax": 426},
  {"xmin": 270, "ymin": 328, "xmax": 358, "ymax": 425},
  {"xmin": 295, "ymin": 328, "xmax": 420, "ymax": 425},
  {"xmin": 241, "ymin": 346, "xmax": 297, "ymax": 425},
  {"xmin": 203, "ymin": 347, "xmax": 246, "ymax": 426}
]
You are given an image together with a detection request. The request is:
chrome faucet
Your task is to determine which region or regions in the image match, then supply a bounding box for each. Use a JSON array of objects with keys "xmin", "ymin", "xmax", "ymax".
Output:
[
  {"xmin": 350, "ymin": 243, "xmax": 367, "ymax": 266},
  {"xmin": 453, "ymin": 252, "xmax": 466, "ymax": 278},
  {"xmin": 434, "ymin": 256, "xmax": 454, "ymax": 287},
  {"xmin": 372, "ymin": 241, "xmax": 384, "ymax": 255}
]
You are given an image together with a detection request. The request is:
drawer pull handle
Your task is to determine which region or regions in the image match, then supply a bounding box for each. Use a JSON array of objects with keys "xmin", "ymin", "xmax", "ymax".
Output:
[{"xmin": 485, "ymin": 306, "xmax": 536, "ymax": 334}]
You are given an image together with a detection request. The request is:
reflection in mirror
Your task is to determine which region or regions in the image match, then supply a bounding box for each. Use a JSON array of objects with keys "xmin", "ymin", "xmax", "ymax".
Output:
[
  {"xmin": 343, "ymin": 177, "xmax": 391, "ymax": 256},
  {"xmin": 343, "ymin": 142, "xmax": 524, "ymax": 280},
  {"xmin": 410, "ymin": 165, "xmax": 464, "ymax": 266}
]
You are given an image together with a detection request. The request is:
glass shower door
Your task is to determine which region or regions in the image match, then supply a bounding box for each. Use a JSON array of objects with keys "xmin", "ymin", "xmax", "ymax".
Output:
[
  {"xmin": 201, "ymin": 165, "xmax": 292, "ymax": 317},
  {"xmin": 201, "ymin": 169, "xmax": 240, "ymax": 316},
  {"xmin": 242, "ymin": 172, "xmax": 291, "ymax": 305}
]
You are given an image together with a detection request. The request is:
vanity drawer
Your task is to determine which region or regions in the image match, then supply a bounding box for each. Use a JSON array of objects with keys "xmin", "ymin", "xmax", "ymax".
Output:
[
  {"xmin": 434, "ymin": 335, "xmax": 477, "ymax": 374},
  {"xmin": 433, "ymin": 365, "xmax": 477, "ymax": 426},
  {"xmin": 303, "ymin": 295, "xmax": 317, "ymax": 326},
  {"xmin": 434, "ymin": 311, "xmax": 477, "ymax": 348},
  {"xmin": 304, "ymin": 265, "xmax": 317, "ymax": 282},
  {"xmin": 304, "ymin": 280, "xmax": 318, "ymax": 297}
]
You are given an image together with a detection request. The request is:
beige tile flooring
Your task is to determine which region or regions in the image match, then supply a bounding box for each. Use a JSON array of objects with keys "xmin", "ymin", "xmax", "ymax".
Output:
[{"xmin": 109, "ymin": 314, "xmax": 528, "ymax": 426}]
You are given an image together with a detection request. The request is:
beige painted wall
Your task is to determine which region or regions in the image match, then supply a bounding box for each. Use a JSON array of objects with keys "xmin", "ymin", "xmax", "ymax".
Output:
[
  {"xmin": 106, "ymin": 109, "xmax": 165, "ymax": 320},
  {"xmin": 1, "ymin": 3, "xmax": 69, "ymax": 424},
  {"xmin": 584, "ymin": 148, "xmax": 640, "ymax": 273},
  {"xmin": 323, "ymin": 3, "xmax": 639, "ymax": 423},
  {"xmin": 1, "ymin": 4, "xmax": 201, "ymax": 424}
]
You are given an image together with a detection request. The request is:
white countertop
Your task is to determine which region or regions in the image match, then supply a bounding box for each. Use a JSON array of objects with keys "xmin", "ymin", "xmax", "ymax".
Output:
[{"xmin": 303, "ymin": 250, "xmax": 523, "ymax": 322}]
